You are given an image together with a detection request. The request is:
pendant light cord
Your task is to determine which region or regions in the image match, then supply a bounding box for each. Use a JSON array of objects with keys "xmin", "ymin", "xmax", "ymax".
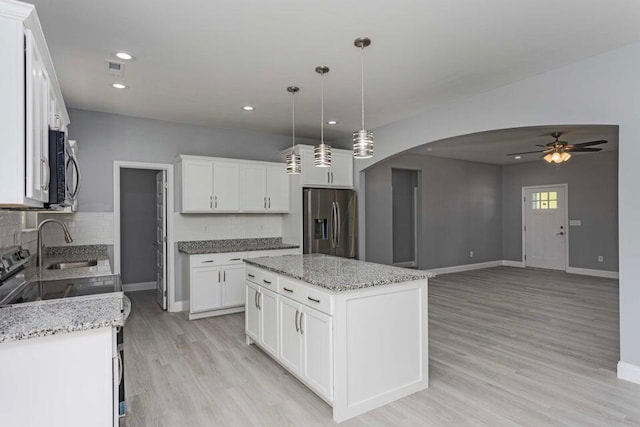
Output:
[
  {"xmin": 292, "ymin": 91, "xmax": 295, "ymax": 149},
  {"xmin": 321, "ymin": 72, "xmax": 325, "ymax": 145},
  {"xmin": 361, "ymin": 46, "xmax": 365, "ymax": 130}
]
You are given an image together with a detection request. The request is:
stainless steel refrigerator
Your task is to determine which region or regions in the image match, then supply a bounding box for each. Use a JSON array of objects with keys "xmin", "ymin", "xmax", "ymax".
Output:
[{"xmin": 303, "ymin": 188, "xmax": 358, "ymax": 258}]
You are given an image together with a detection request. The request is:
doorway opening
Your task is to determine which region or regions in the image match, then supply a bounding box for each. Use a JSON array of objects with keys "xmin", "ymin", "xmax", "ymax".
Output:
[
  {"xmin": 522, "ymin": 184, "xmax": 568, "ymax": 271},
  {"xmin": 113, "ymin": 161, "xmax": 174, "ymax": 311},
  {"xmin": 391, "ymin": 168, "xmax": 420, "ymax": 268}
]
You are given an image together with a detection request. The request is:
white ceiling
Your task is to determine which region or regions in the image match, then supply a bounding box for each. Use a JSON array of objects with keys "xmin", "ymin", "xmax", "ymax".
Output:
[
  {"xmin": 406, "ymin": 125, "xmax": 619, "ymax": 165},
  {"xmin": 30, "ymin": 0, "xmax": 640, "ymax": 140}
]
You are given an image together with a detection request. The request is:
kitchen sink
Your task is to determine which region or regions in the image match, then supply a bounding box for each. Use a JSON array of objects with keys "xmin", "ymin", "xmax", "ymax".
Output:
[{"xmin": 46, "ymin": 260, "xmax": 98, "ymax": 270}]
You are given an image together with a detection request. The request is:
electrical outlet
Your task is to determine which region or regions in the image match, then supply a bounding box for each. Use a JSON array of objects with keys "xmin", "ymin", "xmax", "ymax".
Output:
[
  {"xmin": 469, "ymin": 251, "xmax": 474, "ymax": 258},
  {"xmin": 598, "ymin": 255, "xmax": 604, "ymax": 263}
]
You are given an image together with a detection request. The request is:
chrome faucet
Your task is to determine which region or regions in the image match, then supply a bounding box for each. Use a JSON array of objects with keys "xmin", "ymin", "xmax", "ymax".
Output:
[{"xmin": 37, "ymin": 219, "xmax": 74, "ymax": 270}]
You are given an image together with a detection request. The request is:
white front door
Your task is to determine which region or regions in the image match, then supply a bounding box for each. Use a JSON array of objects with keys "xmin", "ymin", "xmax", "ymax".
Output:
[
  {"xmin": 155, "ymin": 171, "xmax": 167, "ymax": 309},
  {"xmin": 523, "ymin": 185, "xmax": 567, "ymax": 270}
]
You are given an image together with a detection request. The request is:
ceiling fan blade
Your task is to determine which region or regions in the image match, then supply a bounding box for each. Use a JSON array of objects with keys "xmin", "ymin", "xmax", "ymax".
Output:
[
  {"xmin": 506, "ymin": 150, "xmax": 545, "ymax": 156},
  {"xmin": 567, "ymin": 147, "xmax": 603, "ymax": 152},
  {"xmin": 570, "ymin": 140, "xmax": 608, "ymax": 147}
]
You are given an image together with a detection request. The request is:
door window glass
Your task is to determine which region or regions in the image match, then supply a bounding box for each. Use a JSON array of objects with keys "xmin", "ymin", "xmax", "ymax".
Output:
[{"xmin": 532, "ymin": 191, "xmax": 558, "ymax": 210}]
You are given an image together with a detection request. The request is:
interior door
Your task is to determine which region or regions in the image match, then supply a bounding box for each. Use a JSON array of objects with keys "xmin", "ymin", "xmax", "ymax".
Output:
[
  {"xmin": 334, "ymin": 190, "xmax": 357, "ymax": 258},
  {"xmin": 155, "ymin": 171, "xmax": 167, "ymax": 309},
  {"xmin": 524, "ymin": 186, "xmax": 567, "ymax": 270},
  {"xmin": 303, "ymin": 189, "xmax": 334, "ymax": 255}
]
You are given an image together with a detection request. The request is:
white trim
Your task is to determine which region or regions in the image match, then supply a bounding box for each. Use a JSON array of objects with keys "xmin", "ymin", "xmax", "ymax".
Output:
[
  {"xmin": 618, "ymin": 361, "xmax": 640, "ymax": 384},
  {"xmin": 521, "ymin": 183, "xmax": 570, "ymax": 271},
  {"xmin": 427, "ymin": 260, "xmax": 503, "ymax": 275},
  {"xmin": 122, "ymin": 281, "xmax": 156, "ymax": 292},
  {"xmin": 393, "ymin": 261, "xmax": 418, "ymax": 268},
  {"xmin": 113, "ymin": 161, "xmax": 176, "ymax": 312},
  {"xmin": 172, "ymin": 300, "xmax": 190, "ymax": 312},
  {"xmin": 566, "ymin": 267, "xmax": 619, "ymax": 279},
  {"xmin": 188, "ymin": 305, "xmax": 244, "ymax": 320},
  {"xmin": 502, "ymin": 260, "xmax": 525, "ymax": 268}
]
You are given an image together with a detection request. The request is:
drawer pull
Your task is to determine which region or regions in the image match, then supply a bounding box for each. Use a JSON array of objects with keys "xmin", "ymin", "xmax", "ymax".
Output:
[
  {"xmin": 263, "ymin": 280, "xmax": 272, "ymax": 285},
  {"xmin": 202, "ymin": 260, "xmax": 214, "ymax": 263},
  {"xmin": 229, "ymin": 258, "xmax": 242, "ymax": 261},
  {"xmin": 307, "ymin": 297, "xmax": 320, "ymax": 303},
  {"xmin": 248, "ymin": 273, "xmax": 255, "ymax": 278},
  {"xmin": 283, "ymin": 287, "xmax": 293, "ymax": 293}
]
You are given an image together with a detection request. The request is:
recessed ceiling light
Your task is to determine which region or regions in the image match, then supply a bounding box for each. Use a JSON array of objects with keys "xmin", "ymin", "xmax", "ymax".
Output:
[
  {"xmin": 115, "ymin": 51, "xmax": 134, "ymax": 61},
  {"xmin": 515, "ymin": 156, "xmax": 522, "ymax": 159},
  {"xmin": 327, "ymin": 120, "xmax": 339, "ymax": 125},
  {"xmin": 242, "ymin": 105, "xmax": 255, "ymax": 111},
  {"xmin": 111, "ymin": 83, "xmax": 127, "ymax": 89}
]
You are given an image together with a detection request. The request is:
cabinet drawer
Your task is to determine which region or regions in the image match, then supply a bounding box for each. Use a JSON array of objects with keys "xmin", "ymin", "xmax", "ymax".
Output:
[
  {"xmin": 279, "ymin": 276, "xmax": 334, "ymax": 315},
  {"xmin": 245, "ymin": 265, "xmax": 278, "ymax": 290},
  {"xmin": 190, "ymin": 252, "xmax": 247, "ymax": 266}
]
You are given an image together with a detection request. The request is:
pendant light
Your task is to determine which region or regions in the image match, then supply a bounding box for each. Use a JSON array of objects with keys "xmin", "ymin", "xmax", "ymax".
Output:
[
  {"xmin": 353, "ymin": 37, "xmax": 373, "ymax": 159},
  {"xmin": 314, "ymin": 66, "xmax": 331, "ymax": 167},
  {"xmin": 286, "ymin": 86, "xmax": 301, "ymax": 174}
]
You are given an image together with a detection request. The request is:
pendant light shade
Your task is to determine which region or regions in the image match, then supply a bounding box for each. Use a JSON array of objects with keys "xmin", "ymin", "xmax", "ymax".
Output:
[
  {"xmin": 544, "ymin": 150, "xmax": 572, "ymax": 164},
  {"xmin": 286, "ymin": 86, "xmax": 301, "ymax": 174},
  {"xmin": 353, "ymin": 37, "xmax": 373, "ymax": 159},
  {"xmin": 314, "ymin": 66, "xmax": 331, "ymax": 167}
]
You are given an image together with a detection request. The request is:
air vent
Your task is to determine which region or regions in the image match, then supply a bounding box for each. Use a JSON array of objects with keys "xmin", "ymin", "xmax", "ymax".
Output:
[{"xmin": 105, "ymin": 60, "xmax": 125, "ymax": 76}]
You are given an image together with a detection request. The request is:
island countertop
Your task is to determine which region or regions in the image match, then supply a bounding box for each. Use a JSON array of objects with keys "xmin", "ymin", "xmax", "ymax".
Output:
[
  {"xmin": 244, "ymin": 253, "xmax": 432, "ymax": 292},
  {"xmin": 178, "ymin": 237, "xmax": 299, "ymax": 255}
]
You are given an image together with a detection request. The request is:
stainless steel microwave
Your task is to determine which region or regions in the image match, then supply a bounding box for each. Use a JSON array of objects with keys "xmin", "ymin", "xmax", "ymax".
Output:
[{"xmin": 47, "ymin": 129, "xmax": 80, "ymax": 207}]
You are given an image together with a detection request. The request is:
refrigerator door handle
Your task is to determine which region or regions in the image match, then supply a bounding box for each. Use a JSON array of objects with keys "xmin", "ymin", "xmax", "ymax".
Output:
[
  {"xmin": 331, "ymin": 202, "xmax": 337, "ymax": 249},
  {"xmin": 336, "ymin": 201, "xmax": 341, "ymax": 247}
]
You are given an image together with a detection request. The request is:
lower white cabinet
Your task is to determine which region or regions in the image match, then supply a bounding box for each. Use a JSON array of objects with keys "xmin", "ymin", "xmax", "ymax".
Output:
[
  {"xmin": 279, "ymin": 296, "xmax": 333, "ymax": 401},
  {"xmin": 191, "ymin": 266, "xmax": 223, "ymax": 313}
]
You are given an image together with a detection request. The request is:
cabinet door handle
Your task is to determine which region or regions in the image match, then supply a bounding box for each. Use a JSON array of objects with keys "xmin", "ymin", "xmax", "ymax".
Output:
[
  {"xmin": 223, "ymin": 270, "xmax": 226, "ymax": 282},
  {"xmin": 254, "ymin": 290, "xmax": 259, "ymax": 308},
  {"xmin": 327, "ymin": 171, "xmax": 330, "ymax": 183},
  {"xmin": 331, "ymin": 172, "xmax": 334, "ymax": 184},
  {"xmin": 214, "ymin": 195, "xmax": 218, "ymax": 208},
  {"xmin": 300, "ymin": 312, "xmax": 304, "ymax": 335},
  {"xmin": 202, "ymin": 260, "xmax": 214, "ymax": 263},
  {"xmin": 264, "ymin": 197, "xmax": 267, "ymax": 209},
  {"xmin": 283, "ymin": 287, "xmax": 293, "ymax": 293},
  {"xmin": 248, "ymin": 273, "xmax": 255, "ymax": 278},
  {"xmin": 268, "ymin": 197, "xmax": 271, "ymax": 209},
  {"xmin": 210, "ymin": 195, "xmax": 213, "ymax": 209},
  {"xmin": 295, "ymin": 310, "xmax": 300, "ymax": 332},
  {"xmin": 263, "ymin": 279, "xmax": 271, "ymax": 285},
  {"xmin": 307, "ymin": 297, "xmax": 320, "ymax": 303},
  {"xmin": 218, "ymin": 271, "xmax": 221, "ymax": 282}
]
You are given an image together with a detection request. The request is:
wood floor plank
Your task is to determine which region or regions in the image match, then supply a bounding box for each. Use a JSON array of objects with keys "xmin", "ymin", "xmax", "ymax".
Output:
[{"xmin": 121, "ymin": 267, "xmax": 640, "ymax": 426}]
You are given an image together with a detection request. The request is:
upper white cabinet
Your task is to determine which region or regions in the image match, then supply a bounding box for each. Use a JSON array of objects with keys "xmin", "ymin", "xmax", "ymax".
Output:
[
  {"xmin": 177, "ymin": 155, "xmax": 289, "ymax": 213},
  {"xmin": 242, "ymin": 164, "xmax": 290, "ymax": 212},
  {"xmin": 0, "ymin": 1, "xmax": 69, "ymax": 208},
  {"xmin": 286, "ymin": 145, "xmax": 353, "ymax": 189}
]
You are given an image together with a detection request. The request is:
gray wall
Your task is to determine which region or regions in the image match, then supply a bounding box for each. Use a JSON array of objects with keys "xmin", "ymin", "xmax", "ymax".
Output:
[
  {"xmin": 120, "ymin": 169, "xmax": 158, "ymax": 284},
  {"xmin": 366, "ymin": 154, "xmax": 503, "ymax": 269},
  {"xmin": 392, "ymin": 169, "xmax": 418, "ymax": 264},
  {"xmin": 67, "ymin": 108, "xmax": 332, "ymax": 212},
  {"xmin": 502, "ymin": 151, "xmax": 618, "ymax": 271}
]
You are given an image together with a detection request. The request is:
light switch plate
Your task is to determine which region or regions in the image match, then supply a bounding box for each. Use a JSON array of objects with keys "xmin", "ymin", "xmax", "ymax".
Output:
[{"xmin": 569, "ymin": 219, "xmax": 582, "ymax": 226}]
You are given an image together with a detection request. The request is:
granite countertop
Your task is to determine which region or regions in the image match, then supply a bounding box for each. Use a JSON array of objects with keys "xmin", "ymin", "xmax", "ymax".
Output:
[
  {"xmin": 178, "ymin": 237, "xmax": 299, "ymax": 255},
  {"xmin": 244, "ymin": 253, "xmax": 434, "ymax": 292},
  {"xmin": 0, "ymin": 292, "xmax": 125, "ymax": 343},
  {"xmin": 26, "ymin": 244, "xmax": 112, "ymax": 282}
]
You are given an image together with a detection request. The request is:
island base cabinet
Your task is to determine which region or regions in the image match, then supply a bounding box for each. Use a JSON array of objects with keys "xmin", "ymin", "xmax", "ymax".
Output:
[
  {"xmin": 0, "ymin": 327, "xmax": 116, "ymax": 426},
  {"xmin": 245, "ymin": 282, "xmax": 260, "ymax": 342},
  {"xmin": 260, "ymin": 287, "xmax": 279, "ymax": 356},
  {"xmin": 300, "ymin": 305, "xmax": 333, "ymax": 402},
  {"xmin": 278, "ymin": 296, "xmax": 302, "ymax": 374}
]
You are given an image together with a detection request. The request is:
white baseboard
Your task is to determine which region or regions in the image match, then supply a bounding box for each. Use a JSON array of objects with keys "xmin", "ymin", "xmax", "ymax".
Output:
[
  {"xmin": 428, "ymin": 260, "xmax": 503, "ymax": 275},
  {"xmin": 502, "ymin": 260, "xmax": 525, "ymax": 268},
  {"xmin": 618, "ymin": 361, "xmax": 640, "ymax": 384},
  {"xmin": 170, "ymin": 300, "xmax": 189, "ymax": 313},
  {"xmin": 122, "ymin": 281, "xmax": 156, "ymax": 292},
  {"xmin": 566, "ymin": 267, "xmax": 619, "ymax": 279}
]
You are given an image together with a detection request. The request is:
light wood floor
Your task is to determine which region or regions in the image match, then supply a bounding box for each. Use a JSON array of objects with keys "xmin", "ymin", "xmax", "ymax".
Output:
[{"xmin": 122, "ymin": 267, "xmax": 640, "ymax": 426}]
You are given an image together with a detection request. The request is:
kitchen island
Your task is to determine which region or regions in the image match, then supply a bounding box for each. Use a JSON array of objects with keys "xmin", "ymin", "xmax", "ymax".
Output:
[{"xmin": 244, "ymin": 253, "xmax": 430, "ymax": 422}]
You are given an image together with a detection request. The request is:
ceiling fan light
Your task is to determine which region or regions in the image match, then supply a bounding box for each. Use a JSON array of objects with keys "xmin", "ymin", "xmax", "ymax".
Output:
[
  {"xmin": 353, "ymin": 129, "xmax": 374, "ymax": 159},
  {"xmin": 560, "ymin": 152, "xmax": 572, "ymax": 162},
  {"xmin": 551, "ymin": 151, "xmax": 562, "ymax": 163},
  {"xmin": 544, "ymin": 153, "xmax": 554, "ymax": 163}
]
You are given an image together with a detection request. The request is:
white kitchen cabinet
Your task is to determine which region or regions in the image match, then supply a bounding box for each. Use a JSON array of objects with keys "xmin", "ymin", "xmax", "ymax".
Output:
[
  {"xmin": 213, "ymin": 162, "xmax": 241, "ymax": 211},
  {"xmin": 177, "ymin": 155, "xmax": 290, "ymax": 213},
  {"xmin": 190, "ymin": 266, "xmax": 222, "ymax": 313},
  {"xmin": 182, "ymin": 158, "xmax": 214, "ymax": 212},
  {"xmin": 259, "ymin": 287, "xmax": 279, "ymax": 357},
  {"xmin": 246, "ymin": 281, "xmax": 260, "ymax": 341},
  {"xmin": 300, "ymin": 305, "xmax": 333, "ymax": 401},
  {"xmin": 284, "ymin": 145, "xmax": 353, "ymax": 189},
  {"xmin": 266, "ymin": 165, "xmax": 289, "ymax": 211},
  {"xmin": 0, "ymin": 2, "xmax": 69, "ymax": 208},
  {"xmin": 278, "ymin": 295, "xmax": 303, "ymax": 375},
  {"xmin": 221, "ymin": 265, "xmax": 245, "ymax": 307}
]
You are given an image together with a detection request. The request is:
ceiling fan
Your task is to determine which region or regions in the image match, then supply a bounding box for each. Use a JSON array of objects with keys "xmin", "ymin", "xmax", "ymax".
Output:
[{"xmin": 507, "ymin": 132, "xmax": 608, "ymax": 163}]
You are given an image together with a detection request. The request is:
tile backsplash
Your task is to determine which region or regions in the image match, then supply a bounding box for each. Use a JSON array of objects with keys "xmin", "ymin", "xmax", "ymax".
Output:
[
  {"xmin": 0, "ymin": 211, "xmax": 37, "ymax": 254},
  {"xmin": 173, "ymin": 213, "xmax": 282, "ymax": 242},
  {"xmin": 37, "ymin": 212, "xmax": 114, "ymax": 246}
]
